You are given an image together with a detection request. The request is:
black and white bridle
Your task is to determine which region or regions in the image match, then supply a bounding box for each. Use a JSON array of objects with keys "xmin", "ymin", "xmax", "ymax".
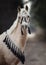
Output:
[{"xmin": 20, "ymin": 16, "xmax": 31, "ymax": 35}]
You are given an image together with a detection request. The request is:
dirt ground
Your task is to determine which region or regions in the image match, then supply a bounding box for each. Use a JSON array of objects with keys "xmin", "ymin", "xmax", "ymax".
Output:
[{"xmin": 18, "ymin": 41, "xmax": 46, "ymax": 65}]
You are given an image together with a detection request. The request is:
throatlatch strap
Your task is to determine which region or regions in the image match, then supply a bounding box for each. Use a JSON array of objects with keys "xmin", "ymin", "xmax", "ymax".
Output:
[{"xmin": 3, "ymin": 35, "xmax": 25, "ymax": 64}]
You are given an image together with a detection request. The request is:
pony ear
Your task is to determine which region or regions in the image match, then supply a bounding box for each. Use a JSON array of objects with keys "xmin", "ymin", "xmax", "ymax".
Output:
[
  {"xmin": 17, "ymin": 6, "xmax": 21, "ymax": 12},
  {"xmin": 25, "ymin": 5, "xmax": 28, "ymax": 11}
]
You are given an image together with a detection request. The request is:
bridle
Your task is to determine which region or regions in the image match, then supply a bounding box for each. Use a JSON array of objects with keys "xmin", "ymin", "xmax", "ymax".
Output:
[{"xmin": 19, "ymin": 16, "xmax": 31, "ymax": 35}]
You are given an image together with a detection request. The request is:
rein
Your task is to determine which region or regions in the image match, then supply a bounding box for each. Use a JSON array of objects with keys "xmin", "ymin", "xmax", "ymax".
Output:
[{"xmin": 3, "ymin": 32, "xmax": 25, "ymax": 64}]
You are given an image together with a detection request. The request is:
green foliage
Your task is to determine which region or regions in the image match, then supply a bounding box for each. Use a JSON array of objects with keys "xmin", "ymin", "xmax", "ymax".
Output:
[{"xmin": 31, "ymin": 0, "xmax": 46, "ymax": 29}]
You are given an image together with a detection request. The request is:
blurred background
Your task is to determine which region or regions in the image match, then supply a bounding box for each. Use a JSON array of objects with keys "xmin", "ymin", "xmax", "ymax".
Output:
[
  {"xmin": 0, "ymin": 0, "xmax": 46, "ymax": 65},
  {"xmin": 0, "ymin": 0, "xmax": 23, "ymax": 34}
]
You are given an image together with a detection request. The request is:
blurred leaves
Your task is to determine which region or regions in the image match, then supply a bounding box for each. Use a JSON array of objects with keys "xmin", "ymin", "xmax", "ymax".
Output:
[{"xmin": 30, "ymin": 0, "xmax": 46, "ymax": 29}]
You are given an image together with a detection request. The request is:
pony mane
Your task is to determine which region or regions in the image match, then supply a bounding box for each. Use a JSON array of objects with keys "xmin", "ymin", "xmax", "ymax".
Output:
[{"xmin": 7, "ymin": 17, "xmax": 18, "ymax": 34}]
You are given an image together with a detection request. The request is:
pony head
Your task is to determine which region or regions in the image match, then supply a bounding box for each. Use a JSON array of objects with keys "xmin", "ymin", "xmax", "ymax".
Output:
[{"xmin": 17, "ymin": 5, "xmax": 31, "ymax": 35}]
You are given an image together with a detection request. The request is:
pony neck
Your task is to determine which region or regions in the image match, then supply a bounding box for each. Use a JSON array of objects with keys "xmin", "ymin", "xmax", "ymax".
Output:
[{"xmin": 7, "ymin": 17, "xmax": 18, "ymax": 35}]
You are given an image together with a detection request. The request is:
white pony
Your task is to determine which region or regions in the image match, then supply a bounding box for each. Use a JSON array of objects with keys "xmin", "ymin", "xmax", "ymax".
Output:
[{"xmin": 0, "ymin": 5, "xmax": 31, "ymax": 65}]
